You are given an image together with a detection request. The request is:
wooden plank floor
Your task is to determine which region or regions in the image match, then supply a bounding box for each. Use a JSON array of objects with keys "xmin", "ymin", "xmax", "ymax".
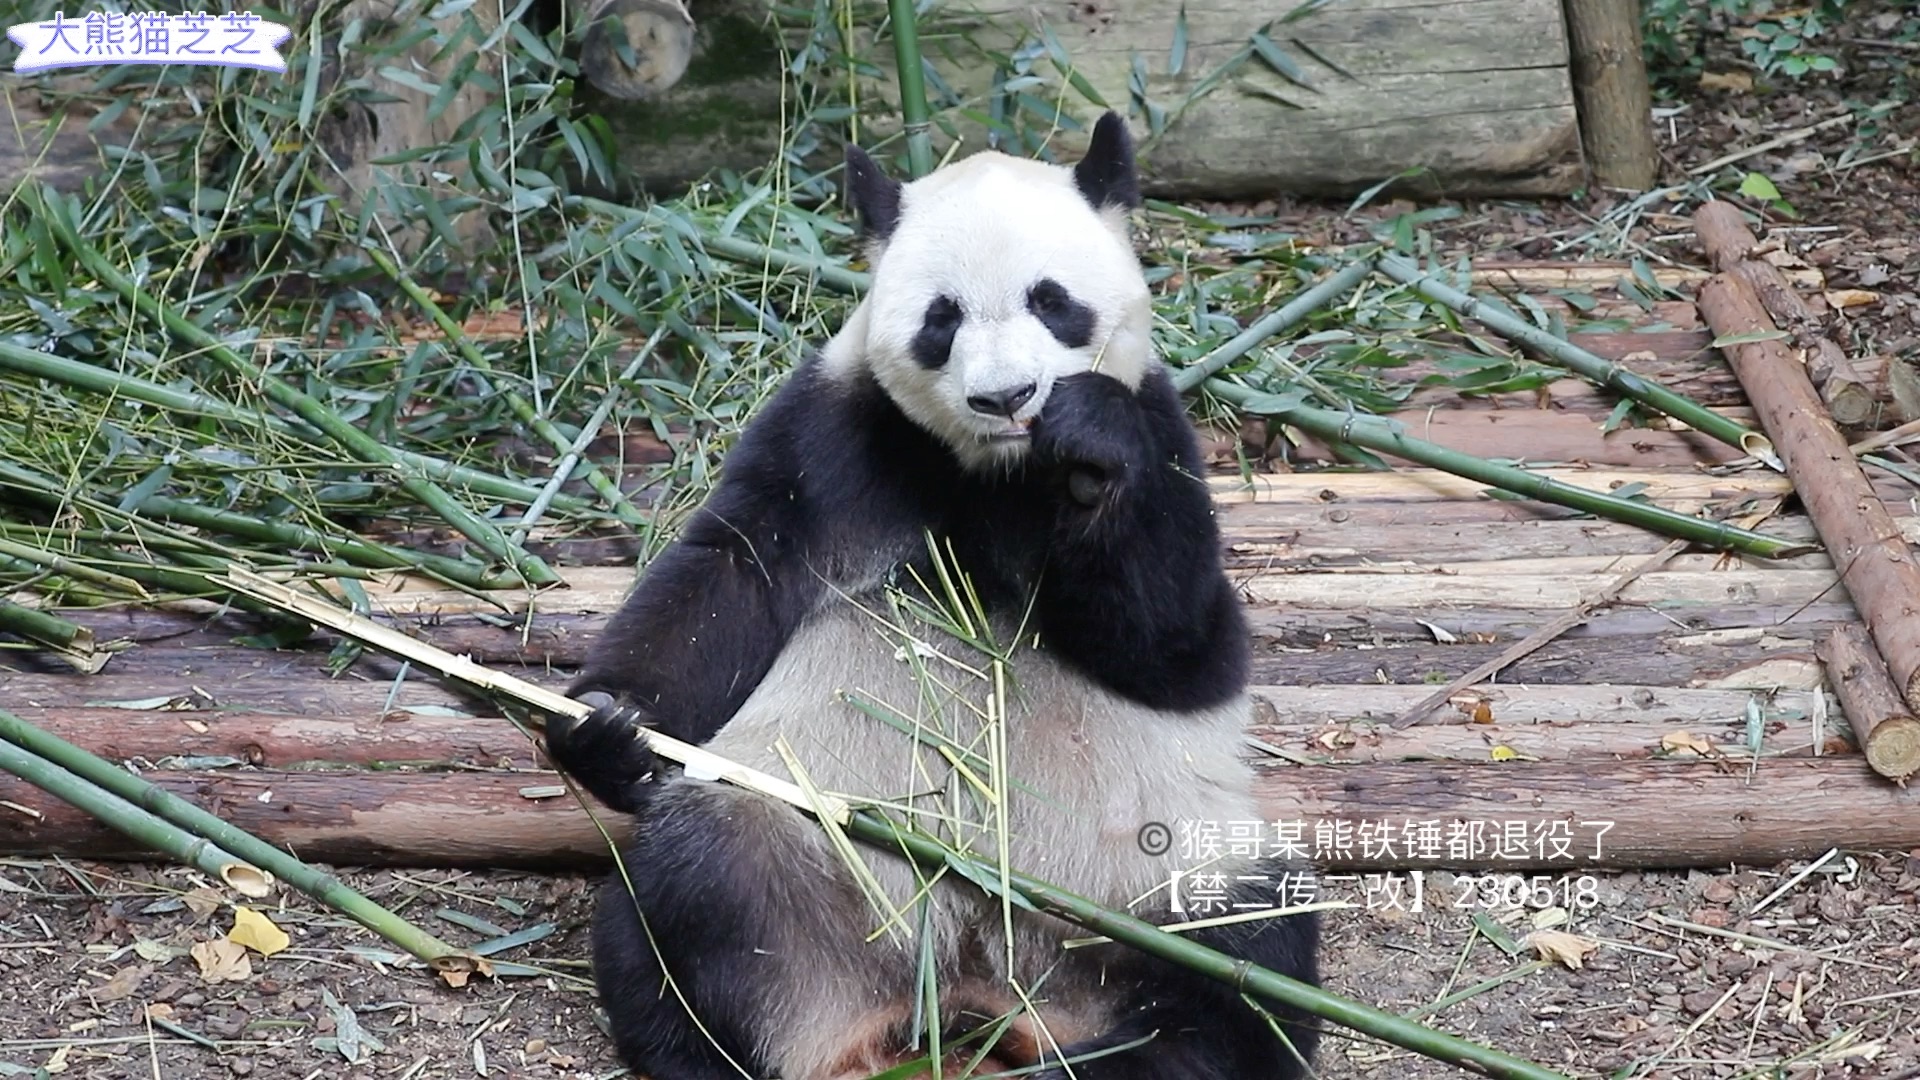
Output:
[{"xmin": 5, "ymin": 286, "xmax": 1919, "ymax": 872}]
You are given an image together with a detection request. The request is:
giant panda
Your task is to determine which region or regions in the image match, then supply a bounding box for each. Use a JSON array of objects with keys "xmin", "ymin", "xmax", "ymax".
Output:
[{"xmin": 545, "ymin": 110, "xmax": 1322, "ymax": 1080}]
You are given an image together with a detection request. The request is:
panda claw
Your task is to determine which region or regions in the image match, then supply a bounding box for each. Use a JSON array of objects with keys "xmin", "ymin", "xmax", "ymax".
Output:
[{"xmin": 546, "ymin": 695, "xmax": 665, "ymax": 813}]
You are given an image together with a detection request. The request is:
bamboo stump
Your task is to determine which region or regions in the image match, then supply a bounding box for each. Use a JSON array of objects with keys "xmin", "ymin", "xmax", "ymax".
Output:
[
  {"xmin": 1820, "ymin": 625, "xmax": 1920, "ymax": 784},
  {"xmin": 578, "ymin": 0, "xmax": 696, "ymax": 100},
  {"xmin": 1694, "ymin": 201, "xmax": 1877, "ymax": 428},
  {"xmin": 1694, "ymin": 216, "xmax": 1920, "ymax": 716}
]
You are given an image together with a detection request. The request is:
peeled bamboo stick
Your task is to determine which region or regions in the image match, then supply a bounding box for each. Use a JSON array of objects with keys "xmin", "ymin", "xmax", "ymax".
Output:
[
  {"xmin": 0, "ymin": 735, "xmax": 272, "ymax": 898},
  {"xmin": 1693, "ymin": 201, "xmax": 1876, "ymax": 427},
  {"xmin": 1819, "ymin": 624, "xmax": 1920, "ymax": 784},
  {"xmin": 1694, "ymin": 265, "xmax": 1920, "ymax": 713}
]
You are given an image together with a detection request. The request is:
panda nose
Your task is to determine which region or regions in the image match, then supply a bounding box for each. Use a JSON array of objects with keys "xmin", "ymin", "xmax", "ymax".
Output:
[{"xmin": 967, "ymin": 383, "xmax": 1036, "ymax": 418}]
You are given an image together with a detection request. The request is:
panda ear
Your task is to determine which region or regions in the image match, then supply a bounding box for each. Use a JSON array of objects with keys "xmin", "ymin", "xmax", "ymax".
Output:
[
  {"xmin": 1073, "ymin": 111, "xmax": 1141, "ymax": 212},
  {"xmin": 844, "ymin": 144, "xmax": 904, "ymax": 244}
]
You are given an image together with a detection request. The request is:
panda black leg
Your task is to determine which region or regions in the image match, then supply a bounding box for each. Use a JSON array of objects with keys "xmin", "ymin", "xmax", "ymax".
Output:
[
  {"xmin": 1036, "ymin": 879, "xmax": 1322, "ymax": 1080},
  {"xmin": 543, "ymin": 694, "xmax": 664, "ymax": 816}
]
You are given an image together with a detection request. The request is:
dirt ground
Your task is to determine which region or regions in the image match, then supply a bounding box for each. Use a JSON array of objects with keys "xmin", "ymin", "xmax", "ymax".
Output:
[{"xmin": 3, "ymin": 8, "xmax": 1918, "ymax": 1080}]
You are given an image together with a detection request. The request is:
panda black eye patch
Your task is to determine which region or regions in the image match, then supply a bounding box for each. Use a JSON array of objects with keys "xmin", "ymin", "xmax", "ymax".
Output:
[
  {"xmin": 912, "ymin": 295, "xmax": 964, "ymax": 369},
  {"xmin": 1025, "ymin": 278, "xmax": 1095, "ymax": 349}
]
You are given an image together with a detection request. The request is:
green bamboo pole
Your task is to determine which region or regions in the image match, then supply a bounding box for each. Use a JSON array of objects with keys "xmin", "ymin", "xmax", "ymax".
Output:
[
  {"xmin": 34, "ymin": 190, "xmax": 561, "ymax": 587},
  {"xmin": 364, "ymin": 248, "xmax": 650, "ymax": 533},
  {"xmin": 0, "ymin": 339, "xmax": 598, "ymax": 514},
  {"xmin": 134, "ymin": 495, "xmax": 516, "ymax": 591},
  {"xmin": 885, "ymin": 0, "xmax": 936, "ymax": 179},
  {"xmin": 1372, "ymin": 253, "xmax": 1773, "ymax": 461},
  {"xmin": 0, "ymin": 535, "xmax": 153, "ymax": 597},
  {"xmin": 842, "ymin": 811, "xmax": 1570, "ymax": 1080},
  {"xmin": 0, "ymin": 706, "xmax": 472, "ymax": 968},
  {"xmin": 1171, "ymin": 259, "xmax": 1377, "ymax": 394},
  {"xmin": 0, "ymin": 736, "xmax": 272, "ymax": 897},
  {"xmin": 1205, "ymin": 378, "xmax": 1812, "ymax": 559},
  {"xmin": 0, "ymin": 599, "xmax": 91, "ymax": 654}
]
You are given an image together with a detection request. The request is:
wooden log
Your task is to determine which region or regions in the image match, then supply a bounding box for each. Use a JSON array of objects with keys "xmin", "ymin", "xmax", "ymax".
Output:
[
  {"xmin": 1695, "ymin": 266, "xmax": 1920, "ymax": 714},
  {"xmin": 1693, "ymin": 201, "xmax": 1878, "ymax": 428},
  {"xmin": 1819, "ymin": 624, "xmax": 1920, "ymax": 784},
  {"xmin": 602, "ymin": 0, "xmax": 1585, "ymax": 200},
  {"xmin": 1, "ymin": 757, "xmax": 1913, "ymax": 872},
  {"xmin": 576, "ymin": 0, "xmax": 697, "ymax": 100},
  {"xmin": 0, "ymin": 708, "xmax": 536, "ymax": 771},
  {"xmin": 1561, "ymin": 0, "xmax": 1658, "ymax": 189}
]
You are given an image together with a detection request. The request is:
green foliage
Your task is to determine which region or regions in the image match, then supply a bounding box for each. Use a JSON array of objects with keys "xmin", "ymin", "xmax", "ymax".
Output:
[{"xmin": 1640, "ymin": 0, "xmax": 1847, "ymax": 89}]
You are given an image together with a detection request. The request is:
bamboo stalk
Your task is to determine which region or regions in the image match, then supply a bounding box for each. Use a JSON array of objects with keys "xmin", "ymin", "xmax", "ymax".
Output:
[
  {"xmin": 1170, "ymin": 259, "xmax": 1376, "ymax": 394},
  {"xmin": 0, "ymin": 339, "xmax": 598, "ymax": 514},
  {"xmin": 0, "ymin": 599, "xmax": 104, "ymax": 673},
  {"xmin": 1819, "ymin": 624, "xmax": 1920, "ymax": 785},
  {"xmin": 0, "ymin": 535, "xmax": 153, "ymax": 597},
  {"xmin": 134, "ymin": 494, "xmax": 515, "ymax": 592},
  {"xmin": 1205, "ymin": 380, "xmax": 1813, "ymax": 560},
  {"xmin": 0, "ymin": 734, "xmax": 272, "ymax": 898},
  {"xmin": 0, "ymin": 706, "xmax": 479, "ymax": 976},
  {"xmin": 1693, "ymin": 262, "xmax": 1920, "ymax": 714},
  {"xmin": 211, "ymin": 568, "xmax": 1569, "ymax": 1078},
  {"xmin": 1373, "ymin": 253, "xmax": 1776, "ymax": 463},
  {"xmin": 1691, "ymin": 201, "xmax": 1877, "ymax": 428},
  {"xmin": 34, "ymin": 189, "xmax": 562, "ymax": 588},
  {"xmin": 884, "ymin": 0, "xmax": 935, "ymax": 179},
  {"xmin": 365, "ymin": 248, "xmax": 649, "ymax": 532}
]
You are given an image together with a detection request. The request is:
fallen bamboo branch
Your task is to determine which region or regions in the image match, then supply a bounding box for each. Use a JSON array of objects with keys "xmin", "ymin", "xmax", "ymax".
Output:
[
  {"xmin": 1, "ymin": 756, "xmax": 1910, "ymax": 873},
  {"xmin": 1692, "ymin": 201, "xmax": 1876, "ymax": 428},
  {"xmin": 1392, "ymin": 539, "xmax": 1689, "ymax": 728},
  {"xmin": 33, "ymin": 187, "xmax": 562, "ymax": 588},
  {"xmin": 0, "ymin": 599, "xmax": 107, "ymax": 674},
  {"xmin": 0, "ymin": 339, "xmax": 600, "ymax": 515},
  {"xmin": 1818, "ymin": 624, "xmax": 1920, "ymax": 785},
  {"xmin": 0, "ymin": 734, "xmax": 273, "ymax": 898},
  {"xmin": 1371, "ymin": 253, "xmax": 1778, "ymax": 465},
  {"xmin": 0, "ymin": 706, "xmax": 482, "ymax": 981},
  {"xmin": 1205, "ymin": 380, "xmax": 1813, "ymax": 560},
  {"xmin": 1693, "ymin": 248, "xmax": 1920, "ymax": 714},
  {"xmin": 1171, "ymin": 259, "xmax": 1376, "ymax": 393},
  {"xmin": 210, "ymin": 568, "xmax": 1569, "ymax": 1080}
]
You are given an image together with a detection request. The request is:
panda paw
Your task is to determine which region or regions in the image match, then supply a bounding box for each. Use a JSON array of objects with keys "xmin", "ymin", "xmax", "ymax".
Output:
[
  {"xmin": 544, "ymin": 691, "xmax": 664, "ymax": 814},
  {"xmin": 1031, "ymin": 372, "xmax": 1150, "ymax": 509}
]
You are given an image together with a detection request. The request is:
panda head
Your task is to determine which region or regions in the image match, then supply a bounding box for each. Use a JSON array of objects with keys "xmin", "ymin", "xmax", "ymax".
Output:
[{"xmin": 835, "ymin": 111, "xmax": 1153, "ymax": 474}]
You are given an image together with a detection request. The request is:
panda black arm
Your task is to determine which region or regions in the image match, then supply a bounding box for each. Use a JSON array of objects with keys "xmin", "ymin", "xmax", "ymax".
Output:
[
  {"xmin": 549, "ymin": 367, "xmax": 837, "ymax": 811},
  {"xmin": 1027, "ymin": 366, "xmax": 1249, "ymax": 712}
]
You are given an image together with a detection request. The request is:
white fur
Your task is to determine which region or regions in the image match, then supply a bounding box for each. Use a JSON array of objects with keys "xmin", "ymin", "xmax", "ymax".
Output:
[{"xmin": 824, "ymin": 151, "xmax": 1156, "ymax": 475}]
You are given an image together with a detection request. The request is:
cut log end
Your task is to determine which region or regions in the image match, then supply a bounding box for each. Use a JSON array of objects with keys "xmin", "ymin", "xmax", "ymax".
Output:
[
  {"xmin": 1865, "ymin": 715, "xmax": 1920, "ymax": 784},
  {"xmin": 581, "ymin": 0, "xmax": 696, "ymax": 101}
]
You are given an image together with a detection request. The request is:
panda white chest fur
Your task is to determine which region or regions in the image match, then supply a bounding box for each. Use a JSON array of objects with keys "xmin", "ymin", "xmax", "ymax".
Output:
[{"xmin": 546, "ymin": 111, "xmax": 1322, "ymax": 1080}]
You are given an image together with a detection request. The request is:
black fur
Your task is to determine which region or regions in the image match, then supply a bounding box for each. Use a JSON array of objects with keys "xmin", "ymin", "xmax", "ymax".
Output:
[
  {"xmin": 1026, "ymin": 277, "xmax": 1095, "ymax": 348},
  {"xmin": 1073, "ymin": 111, "xmax": 1142, "ymax": 212},
  {"xmin": 844, "ymin": 144, "xmax": 904, "ymax": 243},
  {"xmin": 912, "ymin": 294, "xmax": 964, "ymax": 369}
]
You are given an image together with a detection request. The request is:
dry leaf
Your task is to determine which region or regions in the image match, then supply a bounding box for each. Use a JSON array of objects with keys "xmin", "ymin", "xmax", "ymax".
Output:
[
  {"xmin": 190, "ymin": 938, "xmax": 253, "ymax": 983},
  {"xmin": 1620, "ymin": 349, "xmax": 1659, "ymax": 365},
  {"xmin": 1699, "ymin": 70, "xmax": 1754, "ymax": 92},
  {"xmin": 145, "ymin": 1003, "xmax": 176, "ymax": 1021},
  {"xmin": 228, "ymin": 907, "xmax": 290, "ymax": 958},
  {"xmin": 182, "ymin": 887, "xmax": 223, "ymax": 917},
  {"xmin": 1471, "ymin": 700, "xmax": 1495, "ymax": 724},
  {"xmin": 1660, "ymin": 730, "xmax": 1716, "ymax": 756},
  {"xmin": 133, "ymin": 938, "xmax": 184, "ymax": 963},
  {"xmin": 91, "ymin": 964, "xmax": 150, "ymax": 1003},
  {"xmin": 1825, "ymin": 289, "xmax": 1879, "ymax": 309},
  {"xmin": 1489, "ymin": 745, "xmax": 1519, "ymax": 762},
  {"xmin": 1525, "ymin": 929, "xmax": 1600, "ymax": 970}
]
